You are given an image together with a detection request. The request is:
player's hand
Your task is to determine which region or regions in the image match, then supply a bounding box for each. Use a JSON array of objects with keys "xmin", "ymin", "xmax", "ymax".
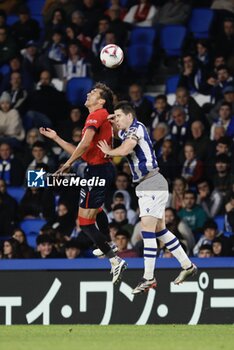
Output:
[
  {"xmin": 39, "ymin": 127, "xmax": 57, "ymax": 140},
  {"xmin": 107, "ymin": 114, "xmax": 116, "ymax": 124},
  {"xmin": 97, "ymin": 140, "xmax": 111, "ymax": 155},
  {"xmin": 53, "ymin": 163, "xmax": 71, "ymax": 176}
]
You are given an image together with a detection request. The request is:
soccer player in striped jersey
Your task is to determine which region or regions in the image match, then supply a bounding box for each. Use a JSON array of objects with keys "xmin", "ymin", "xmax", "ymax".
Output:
[{"xmin": 98, "ymin": 101, "xmax": 197, "ymax": 294}]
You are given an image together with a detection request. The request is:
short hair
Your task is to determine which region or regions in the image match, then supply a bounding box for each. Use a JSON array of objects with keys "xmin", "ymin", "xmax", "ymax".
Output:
[
  {"xmin": 203, "ymin": 219, "xmax": 218, "ymax": 231},
  {"xmin": 215, "ymin": 154, "xmax": 231, "ymax": 164},
  {"xmin": 171, "ymin": 106, "xmax": 186, "ymax": 116},
  {"xmin": 94, "ymin": 82, "xmax": 114, "ymax": 113},
  {"xmin": 114, "ymin": 101, "xmax": 136, "ymax": 118},
  {"xmin": 114, "ymin": 192, "xmax": 124, "ymax": 199},
  {"xmin": 217, "ymin": 136, "xmax": 231, "ymax": 147},
  {"xmin": 176, "ymin": 87, "xmax": 189, "ymax": 95},
  {"xmin": 155, "ymin": 94, "xmax": 167, "ymax": 102},
  {"xmin": 183, "ymin": 190, "xmax": 197, "ymax": 199},
  {"xmin": 199, "ymin": 244, "xmax": 212, "ymax": 252},
  {"xmin": 113, "ymin": 204, "xmax": 126, "ymax": 212},
  {"xmin": 115, "ymin": 229, "xmax": 130, "ymax": 239},
  {"xmin": 216, "ymin": 64, "xmax": 229, "ymax": 72},
  {"xmin": 220, "ymin": 101, "xmax": 232, "ymax": 109},
  {"xmin": 32, "ymin": 141, "xmax": 46, "ymax": 150}
]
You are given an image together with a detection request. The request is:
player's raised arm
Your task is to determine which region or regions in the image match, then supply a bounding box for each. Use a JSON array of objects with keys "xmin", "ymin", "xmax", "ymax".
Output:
[
  {"xmin": 54, "ymin": 128, "xmax": 96, "ymax": 174},
  {"xmin": 39, "ymin": 127, "xmax": 76, "ymax": 155},
  {"xmin": 98, "ymin": 138, "xmax": 137, "ymax": 157}
]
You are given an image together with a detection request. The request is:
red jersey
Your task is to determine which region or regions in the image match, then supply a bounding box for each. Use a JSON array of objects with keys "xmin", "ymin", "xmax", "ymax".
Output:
[{"xmin": 81, "ymin": 108, "xmax": 112, "ymax": 165}]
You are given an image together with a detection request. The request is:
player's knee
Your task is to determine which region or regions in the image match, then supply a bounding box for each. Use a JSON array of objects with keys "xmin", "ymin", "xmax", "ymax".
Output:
[{"xmin": 141, "ymin": 216, "xmax": 158, "ymax": 232}]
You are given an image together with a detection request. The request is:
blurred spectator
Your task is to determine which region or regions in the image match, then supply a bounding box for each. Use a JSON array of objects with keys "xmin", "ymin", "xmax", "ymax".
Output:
[
  {"xmin": 115, "ymin": 230, "xmax": 138, "ymax": 258},
  {"xmin": 68, "ymin": 11, "xmax": 92, "ymax": 50},
  {"xmin": 63, "ymin": 40, "xmax": 88, "ymax": 80},
  {"xmin": 111, "ymin": 204, "xmax": 134, "ymax": 235},
  {"xmin": 12, "ymin": 228, "xmax": 35, "ymax": 258},
  {"xmin": 123, "ymin": 0, "xmax": 158, "ymax": 27},
  {"xmin": 225, "ymin": 190, "xmax": 234, "ymax": 232},
  {"xmin": 19, "ymin": 187, "xmax": 55, "ymax": 221},
  {"xmin": 210, "ymin": 102, "xmax": 234, "ymax": 140},
  {"xmin": 76, "ymin": 0, "xmax": 103, "ymax": 37},
  {"xmin": 178, "ymin": 190, "xmax": 208, "ymax": 234},
  {"xmin": 0, "ymin": 91, "xmax": 25, "ymax": 145},
  {"xmin": 107, "ymin": 5, "xmax": 128, "ymax": 46},
  {"xmin": 213, "ymin": 154, "xmax": 234, "ymax": 197},
  {"xmin": 0, "ymin": 10, "xmax": 6, "ymax": 27},
  {"xmin": 150, "ymin": 94, "xmax": 171, "ymax": 129},
  {"xmin": 155, "ymin": 0, "xmax": 191, "ymax": 25},
  {"xmin": 165, "ymin": 207, "xmax": 195, "ymax": 254},
  {"xmin": 47, "ymin": 201, "xmax": 76, "ymax": 236},
  {"xmin": 0, "ymin": 142, "xmax": 25, "ymax": 185},
  {"xmin": 57, "ymin": 107, "xmax": 84, "ymax": 142},
  {"xmin": 193, "ymin": 219, "xmax": 230, "ymax": 256},
  {"xmin": 0, "ymin": 26, "xmax": 18, "ymax": 66},
  {"xmin": 11, "ymin": 6, "xmax": 40, "ymax": 49},
  {"xmin": 209, "ymin": 84, "xmax": 234, "ymax": 124},
  {"xmin": 26, "ymin": 141, "xmax": 56, "ymax": 173},
  {"xmin": 45, "ymin": 7, "xmax": 67, "ymax": 40},
  {"xmin": 6, "ymin": 72, "xmax": 28, "ymax": 114},
  {"xmin": 197, "ymin": 178, "xmax": 224, "ymax": 217},
  {"xmin": 169, "ymin": 106, "xmax": 190, "ymax": 149},
  {"xmin": 1, "ymin": 238, "xmax": 21, "ymax": 259},
  {"xmin": 214, "ymin": 18, "xmax": 234, "ymax": 59},
  {"xmin": 107, "ymin": 190, "xmax": 138, "ymax": 225},
  {"xmin": 157, "ymin": 139, "xmax": 180, "ymax": 185},
  {"xmin": 178, "ymin": 54, "xmax": 205, "ymax": 94},
  {"xmin": 47, "ymin": 29, "xmax": 66, "ymax": 64},
  {"xmin": 167, "ymin": 177, "xmax": 188, "ymax": 211},
  {"xmin": 35, "ymin": 234, "xmax": 59, "ymax": 258},
  {"xmin": 26, "ymin": 70, "xmax": 69, "ymax": 127},
  {"xmin": 196, "ymin": 39, "xmax": 211, "ymax": 71},
  {"xmin": 210, "ymin": 65, "xmax": 234, "ymax": 103},
  {"xmin": 152, "ymin": 122, "xmax": 169, "ymax": 157},
  {"xmin": 212, "ymin": 237, "xmax": 226, "ymax": 257},
  {"xmin": 64, "ymin": 239, "xmax": 82, "ymax": 259},
  {"xmin": 19, "ymin": 128, "xmax": 44, "ymax": 167},
  {"xmin": 174, "ymin": 87, "xmax": 204, "ymax": 124},
  {"xmin": 92, "ymin": 16, "xmax": 110, "ymax": 57},
  {"xmin": 0, "ymin": 179, "xmax": 18, "ymax": 235},
  {"xmin": 181, "ymin": 142, "xmax": 204, "ymax": 185},
  {"xmin": 128, "ymin": 83, "xmax": 153, "ymax": 126},
  {"xmin": 189, "ymin": 121, "xmax": 210, "ymax": 162},
  {"xmin": 198, "ymin": 244, "xmax": 213, "ymax": 258}
]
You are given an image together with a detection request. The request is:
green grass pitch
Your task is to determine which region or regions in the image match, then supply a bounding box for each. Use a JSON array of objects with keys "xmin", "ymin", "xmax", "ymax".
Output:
[{"xmin": 0, "ymin": 325, "xmax": 233, "ymax": 350}]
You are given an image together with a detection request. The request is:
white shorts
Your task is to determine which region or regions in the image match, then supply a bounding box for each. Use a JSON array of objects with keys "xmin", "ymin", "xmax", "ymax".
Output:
[{"xmin": 135, "ymin": 172, "xmax": 169, "ymax": 219}]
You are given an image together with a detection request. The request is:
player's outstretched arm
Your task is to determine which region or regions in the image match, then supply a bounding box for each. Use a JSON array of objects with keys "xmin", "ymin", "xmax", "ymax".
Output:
[
  {"xmin": 54, "ymin": 128, "xmax": 96, "ymax": 175},
  {"xmin": 98, "ymin": 138, "xmax": 136, "ymax": 157},
  {"xmin": 39, "ymin": 127, "xmax": 76, "ymax": 155}
]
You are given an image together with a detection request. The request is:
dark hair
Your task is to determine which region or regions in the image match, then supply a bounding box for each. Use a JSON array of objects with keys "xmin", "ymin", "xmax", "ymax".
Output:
[
  {"xmin": 3, "ymin": 238, "xmax": 21, "ymax": 258},
  {"xmin": 199, "ymin": 244, "xmax": 212, "ymax": 252},
  {"xmin": 197, "ymin": 178, "xmax": 212, "ymax": 190},
  {"xmin": 155, "ymin": 94, "xmax": 167, "ymax": 102},
  {"xmin": 215, "ymin": 154, "xmax": 231, "ymax": 164},
  {"xmin": 114, "ymin": 192, "xmax": 124, "ymax": 199},
  {"xmin": 183, "ymin": 190, "xmax": 197, "ymax": 199},
  {"xmin": 113, "ymin": 204, "xmax": 126, "ymax": 211},
  {"xmin": 32, "ymin": 141, "xmax": 46, "ymax": 150},
  {"xmin": 216, "ymin": 64, "xmax": 229, "ymax": 72},
  {"xmin": 217, "ymin": 136, "xmax": 231, "ymax": 147},
  {"xmin": 220, "ymin": 101, "xmax": 232, "ymax": 109},
  {"xmin": 115, "ymin": 229, "xmax": 130, "ymax": 239},
  {"xmin": 114, "ymin": 101, "xmax": 136, "ymax": 118},
  {"xmin": 203, "ymin": 219, "xmax": 218, "ymax": 231},
  {"xmin": 94, "ymin": 82, "xmax": 114, "ymax": 113},
  {"xmin": 36, "ymin": 234, "xmax": 53, "ymax": 245},
  {"xmin": 116, "ymin": 172, "xmax": 130, "ymax": 180}
]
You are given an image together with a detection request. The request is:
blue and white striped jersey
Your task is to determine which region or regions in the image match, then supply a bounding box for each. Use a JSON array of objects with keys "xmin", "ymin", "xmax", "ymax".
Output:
[{"xmin": 119, "ymin": 118, "xmax": 158, "ymax": 182}]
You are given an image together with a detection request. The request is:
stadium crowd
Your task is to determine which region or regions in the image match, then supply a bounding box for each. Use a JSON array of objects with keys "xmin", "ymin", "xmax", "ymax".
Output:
[{"xmin": 0, "ymin": 0, "xmax": 234, "ymax": 260}]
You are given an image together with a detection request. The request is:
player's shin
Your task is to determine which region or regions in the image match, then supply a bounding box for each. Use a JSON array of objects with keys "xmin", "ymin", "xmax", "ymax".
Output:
[
  {"xmin": 142, "ymin": 231, "xmax": 157, "ymax": 280},
  {"xmin": 156, "ymin": 229, "xmax": 191, "ymax": 269}
]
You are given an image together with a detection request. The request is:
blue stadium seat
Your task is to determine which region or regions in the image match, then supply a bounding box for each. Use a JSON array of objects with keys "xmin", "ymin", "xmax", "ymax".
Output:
[
  {"xmin": 214, "ymin": 215, "xmax": 225, "ymax": 232},
  {"xmin": 188, "ymin": 8, "xmax": 214, "ymax": 39},
  {"xmin": 66, "ymin": 78, "xmax": 94, "ymax": 106},
  {"xmin": 127, "ymin": 45, "xmax": 153, "ymax": 71},
  {"xmin": 6, "ymin": 15, "xmax": 18, "ymax": 26},
  {"xmin": 144, "ymin": 95, "xmax": 155, "ymax": 106},
  {"xmin": 165, "ymin": 75, "xmax": 180, "ymax": 94},
  {"xmin": 0, "ymin": 64, "xmax": 10, "ymax": 76},
  {"xmin": 27, "ymin": 0, "xmax": 44, "ymax": 15},
  {"xmin": 129, "ymin": 27, "xmax": 157, "ymax": 46},
  {"xmin": 7, "ymin": 187, "xmax": 25, "ymax": 203},
  {"xmin": 160, "ymin": 25, "xmax": 187, "ymax": 56},
  {"xmin": 26, "ymin": 232, "xmax": 38, "ymax": 248},
  {"xmin": 20, "ymin": 218, "xmax": 47, "ymax": 235},
  {"xmin": 31, "ymin": 14, "xmax": 44, "ymax": 29}
]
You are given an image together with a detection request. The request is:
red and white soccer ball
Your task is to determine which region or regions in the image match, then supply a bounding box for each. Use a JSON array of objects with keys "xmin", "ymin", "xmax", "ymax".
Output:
[{"xmin": 100, "ymin": 44, "xmax": 124, "ymax": 69}]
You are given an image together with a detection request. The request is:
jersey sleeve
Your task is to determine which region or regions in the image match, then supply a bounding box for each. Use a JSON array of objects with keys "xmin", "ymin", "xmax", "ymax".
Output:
[{"xmin": 124, "ymin": 125, "xmax": 142, "ymax": 141}]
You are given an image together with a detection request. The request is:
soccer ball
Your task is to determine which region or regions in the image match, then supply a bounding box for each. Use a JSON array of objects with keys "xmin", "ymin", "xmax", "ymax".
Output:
[{"xmin": 100, "ymin": 44, "xmax": 124, "ymax": 69}]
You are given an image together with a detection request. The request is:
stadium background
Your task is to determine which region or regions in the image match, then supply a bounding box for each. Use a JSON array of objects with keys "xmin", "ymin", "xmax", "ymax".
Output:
[{"xmin": 0, "ymin": 0, "xmax": 234, "ymax": 327}]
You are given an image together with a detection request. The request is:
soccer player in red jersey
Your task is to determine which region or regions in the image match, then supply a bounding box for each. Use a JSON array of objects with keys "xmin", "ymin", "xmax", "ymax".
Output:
[{"xmin": 40, "ymin": 83, "xmax": 127, "ymax": 283}]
